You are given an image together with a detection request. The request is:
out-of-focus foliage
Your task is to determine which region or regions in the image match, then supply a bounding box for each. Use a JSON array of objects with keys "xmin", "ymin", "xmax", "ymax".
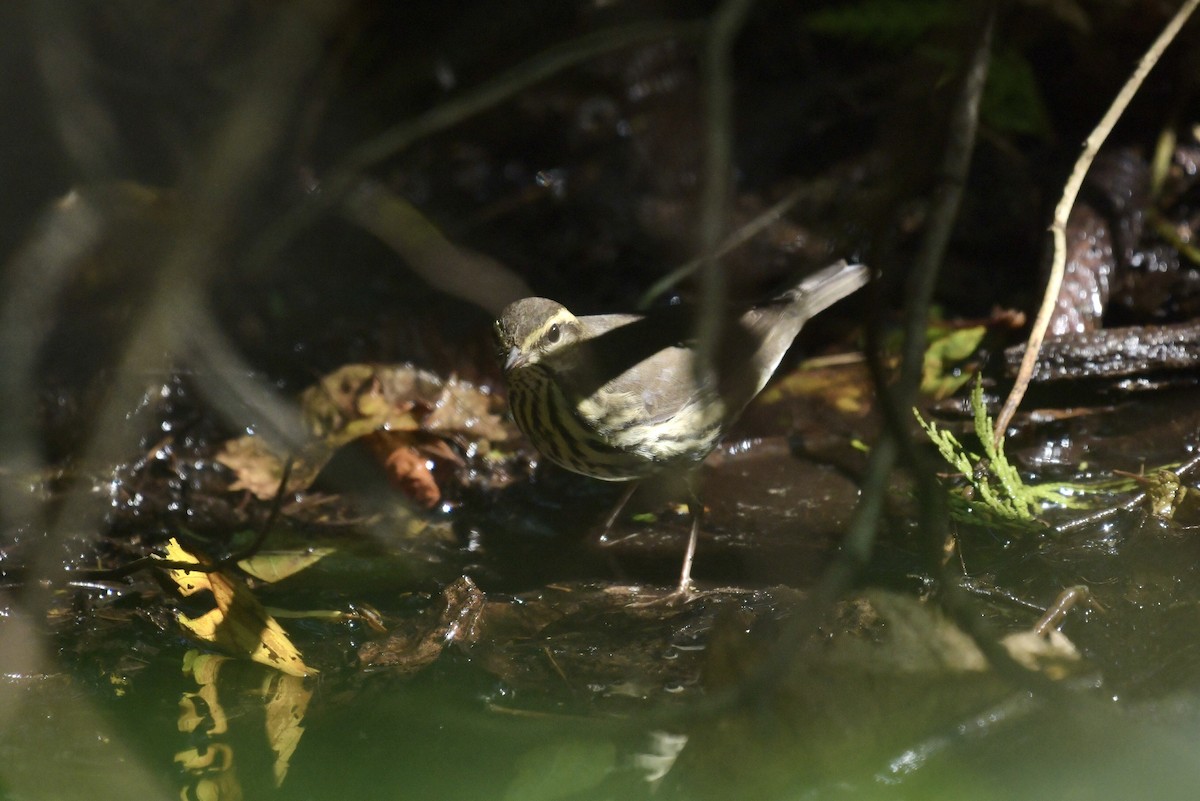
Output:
[{"xmin": 807, "ymin": 0, "xmax": 1052, "ymax": 137}]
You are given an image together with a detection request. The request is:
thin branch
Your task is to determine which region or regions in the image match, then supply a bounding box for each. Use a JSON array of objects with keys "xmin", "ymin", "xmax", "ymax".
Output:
[
  {"xmin": 0, "ymin": 191, "xmax": 104, "ymax": 542},
  {"xmin": 848, "ymin": 4, "xmax": 996, "ymax": 576},
  {"xmin": 248, "ymin": 21, "xmax": 705, "ymax": 273},
  {"xmin": 341, "ymin": 179, "xmax": 533, "ymax": 314},
  {"xmin": 79, "ymin": 457, "xmax": 296, "ymax": 582},
  {"xmin": 742, "ymin": 3, "xmax": 1002, "ymax": 706},
  {"xmin": 993, "ymin": 0, "xmax": 1200, "ymax": 440},
  {"xmin": 639, "ymin": 186, "xmax": 803, "ymax": 309},
  {"xmin": 25, "ymin": 0, "xmax": 342, "ymax": 598},
  {"xmin": 693, "ymin": 0, "xmax": 755, "ymax": 379},
  {"xmin": 1054, "ymin": 448, "xmax": 1200, "ymax": 534}
]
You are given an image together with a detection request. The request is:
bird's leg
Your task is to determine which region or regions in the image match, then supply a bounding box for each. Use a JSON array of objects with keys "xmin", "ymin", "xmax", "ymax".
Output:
[
  {"xmin": 622, "ymin": 480, "xmax": 702, "ymax": 607},
  {"xmin": 672, "ymin": 474, "xmax": 705, "ymax": 594},
  {"xmin": 675, "ymin": 483, "xmax": 702, "ymax": 594},
  {"xmin": 598, "ymin": 481, "xmax": 640, "ymax": 545}
]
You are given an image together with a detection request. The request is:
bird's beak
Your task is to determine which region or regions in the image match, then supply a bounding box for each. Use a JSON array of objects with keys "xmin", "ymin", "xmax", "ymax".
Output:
[{"xmin": 504, "ymin": 346, "xmax": 527, "ymax": 372}]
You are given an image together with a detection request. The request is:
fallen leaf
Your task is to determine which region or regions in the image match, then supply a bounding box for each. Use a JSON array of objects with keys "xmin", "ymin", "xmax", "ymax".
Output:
[
  {"xmin": 358, "ymin": 576, "xmax": 486, "ymax": 673},
  {"xmin": 218, "ymin": 364, "xmax": 511, "ymax": 504},
  {"xmin": 364, "ymin": 431, "xmax": 445, "ymax": 508},
  {"xmin": 215, "ymin": 436, "xmax": 324, "ymax": 501},
  {"xmin": 759, "ymin": 358, "xmax": 874, "ymax": 416},
  {"xmin": 1001, "ymin": 629, "xmax": 1081, "ymax": 678},
  {"xmin": 922, "ymin": 325, "xmax": 986, "ymax": 399},
  {"xmin": 179, "ymin": 651, "xmax": 230, "ymax": 737},
  {"xmin": 237, "ymin": 548, "xmax": 335, "ymax": 583},
  {"xmin": 158, "ymin": 539, "xmax": 316, "ymax": 677},
  {"xmin": 174, "ymin": 743, "xmax": 235, "ymax": 771},
  {"xmin": 302, "ymin": 364, "xmax": 427, "ymax": 445},
  {"xmin": 425, "ymin": 377, "xmax": 511, "ymax": 442}
]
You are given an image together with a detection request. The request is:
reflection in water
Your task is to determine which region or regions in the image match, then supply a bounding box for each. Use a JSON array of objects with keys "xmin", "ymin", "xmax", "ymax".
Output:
[{"xmin": 176, "ymin": 650, "xmax": 312, "ymax": 800}]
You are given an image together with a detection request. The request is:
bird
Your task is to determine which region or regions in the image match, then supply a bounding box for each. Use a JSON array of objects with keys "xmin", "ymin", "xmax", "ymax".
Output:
[{"xmin": 494, "ymin": 260, "xmax": 869, "ymax": 595}]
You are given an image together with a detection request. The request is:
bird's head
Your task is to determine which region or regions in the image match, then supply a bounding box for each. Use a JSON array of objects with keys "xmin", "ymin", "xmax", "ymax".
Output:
[{"xmin": 494, "ymin": 298, "xmax": 584, "ymax": 373}]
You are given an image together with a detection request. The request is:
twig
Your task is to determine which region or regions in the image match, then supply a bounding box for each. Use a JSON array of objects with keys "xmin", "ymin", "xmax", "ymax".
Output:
[
  {"xmin": 754, "ymin": 4, "xmax": 998, "ymax": 699},
  {"xmin": 851, "ymin": 4, "xmax": 996, "ymax": 574},
  {"xmin": 22, "ymin": 1, "xmax": 340, "ymax": 597},
  {"xmin": 993, "ymin": 0, "xmax": 1200, "ymax": 441},
  {"xmin": 249, "ymin": 21, "xmax": 705, "ymax": 273},
  {"xmin": 227, "ymin": 456, "xmax": 295, "ymax": 563},
  {"xmin": 693, "ymin": 0, "xmax": 756, "ymax": 380},
  {"xmin": 341, "ymin": 179, "xmax": 533, "ymax": 314},
  {"xmin": 1032, "ymin": 585, "xmax": 1095, "ymax": 636},
  {"xmin": 639, "ymin": 186, "xmax": 803, "ymax": 309},
  {"xmin": 79, "ymin": 457, "xmax": 296, "ymax": 582},
  {"xmin": 1055, "ymin": 449, "xmax": 1200, "ymax": 533},
  {"xmin": 337, "ymin": 22, "xmax": 704, "ymax": 182},
  {"xmin": 0, "ymin": 192, "xmax": 105, "ymax": 543}
]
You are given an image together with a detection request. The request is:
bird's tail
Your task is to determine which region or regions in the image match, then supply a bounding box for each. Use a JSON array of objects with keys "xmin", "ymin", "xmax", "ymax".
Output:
[
  {"xmin": 784, "ymin": 260, "xmax": 870, "ymax": 319},
  {"xmin": 729, "ymin": 259, "xmax": 869, "ymax": 411}
]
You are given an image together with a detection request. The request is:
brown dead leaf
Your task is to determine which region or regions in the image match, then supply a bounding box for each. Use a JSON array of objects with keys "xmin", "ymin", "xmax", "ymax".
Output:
[
  {"xmin": 386, "ymin": 450, "xmax": 440, "ymax": 506},
  {"xmin": 300, "ymin": 364, "xmax": 377, "ymax": 439},
  {"xmin": 358, "ymin": 576, "xmax": 486, "ymax": 673},
  {"xmin": 302, "ymin": 364, "xmax": 430, "ymax": 445},
  {"xmin": 425, "ymin": 377, "xmax": 511, "ymax": 442},
  {"xmin": 219, "ymin": 364, "xmax": 511, "ymax": 504},
  {"xmin": 216, "ymin": 435, "xmax": 326, "ymax": 500},
  {"xmin": 375, "ymin": 436, "xmax": 441, "ymax": 509}
]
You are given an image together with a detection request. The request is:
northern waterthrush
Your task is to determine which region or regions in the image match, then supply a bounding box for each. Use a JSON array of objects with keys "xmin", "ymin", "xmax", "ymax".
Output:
[{"xmin": 495, "ymin": 260, "xmax": 869, "ymax": 592}]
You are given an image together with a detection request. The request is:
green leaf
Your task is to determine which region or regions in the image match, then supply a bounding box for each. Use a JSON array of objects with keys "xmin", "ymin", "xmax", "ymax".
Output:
[
  {"xmin": 982, "ymin": 49, "xmax": 1052, "ymax": 137},
  {"xmin": 238, "ymin": 548, "xmax": 335, "ymax": 583},
  {"xmin": 922, "ymin": 325, "xmax": 985, "ymax": 399}
]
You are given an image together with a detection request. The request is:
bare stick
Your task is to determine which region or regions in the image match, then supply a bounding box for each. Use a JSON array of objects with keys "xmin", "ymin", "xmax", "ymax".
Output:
[
  {"xmin": 640, "ymin": 186, "xmax": 803, "ymax": 308},
  {"xmin": 693, "ymin": 0, "xmax": 756, "ymax": 380},
  {"xmin": 993, "ymin": 0, "xmax": 1200, "ymax": 441},
  {"xmin": 248, "ymin": 22, "xmax": 705, "ymax": 272}
]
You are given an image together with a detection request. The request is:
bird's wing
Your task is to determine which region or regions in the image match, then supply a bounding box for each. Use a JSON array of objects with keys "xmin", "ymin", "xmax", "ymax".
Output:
[
  {"xmin": 552, "ymin": 310, "xmax": 707, "ymax": 424},
  {"xmin": 596, "ymin": 343, "xmax": 708, "ymax": 425}
]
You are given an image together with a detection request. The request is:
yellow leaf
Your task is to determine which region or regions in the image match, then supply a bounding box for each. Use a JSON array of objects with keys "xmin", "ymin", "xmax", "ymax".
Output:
[
  {"xmin": 759, "ymin": 359, "xmax": 873, "ymax": 415},
  {"xmin": 179, "ymin": 650, "xmax": 229, "ymax": 737},
  {"xmin": 158, "ymin": 539, "xmax": 316, "ymax": 677}
]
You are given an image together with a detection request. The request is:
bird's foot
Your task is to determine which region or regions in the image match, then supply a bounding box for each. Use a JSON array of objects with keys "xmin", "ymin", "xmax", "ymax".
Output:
[
  {"xmin": 624, "ymin": 580, "xmax": 697, "ymax": 608},
  {"xmin": 596, "ymin": 526, "xmax": 640, "ymax": 546}
]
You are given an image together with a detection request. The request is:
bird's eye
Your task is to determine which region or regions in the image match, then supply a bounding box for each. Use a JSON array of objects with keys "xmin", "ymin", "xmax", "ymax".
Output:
[{"xmin": 546, "ymin": 323, "xmax": 561, "ymax": 344}]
